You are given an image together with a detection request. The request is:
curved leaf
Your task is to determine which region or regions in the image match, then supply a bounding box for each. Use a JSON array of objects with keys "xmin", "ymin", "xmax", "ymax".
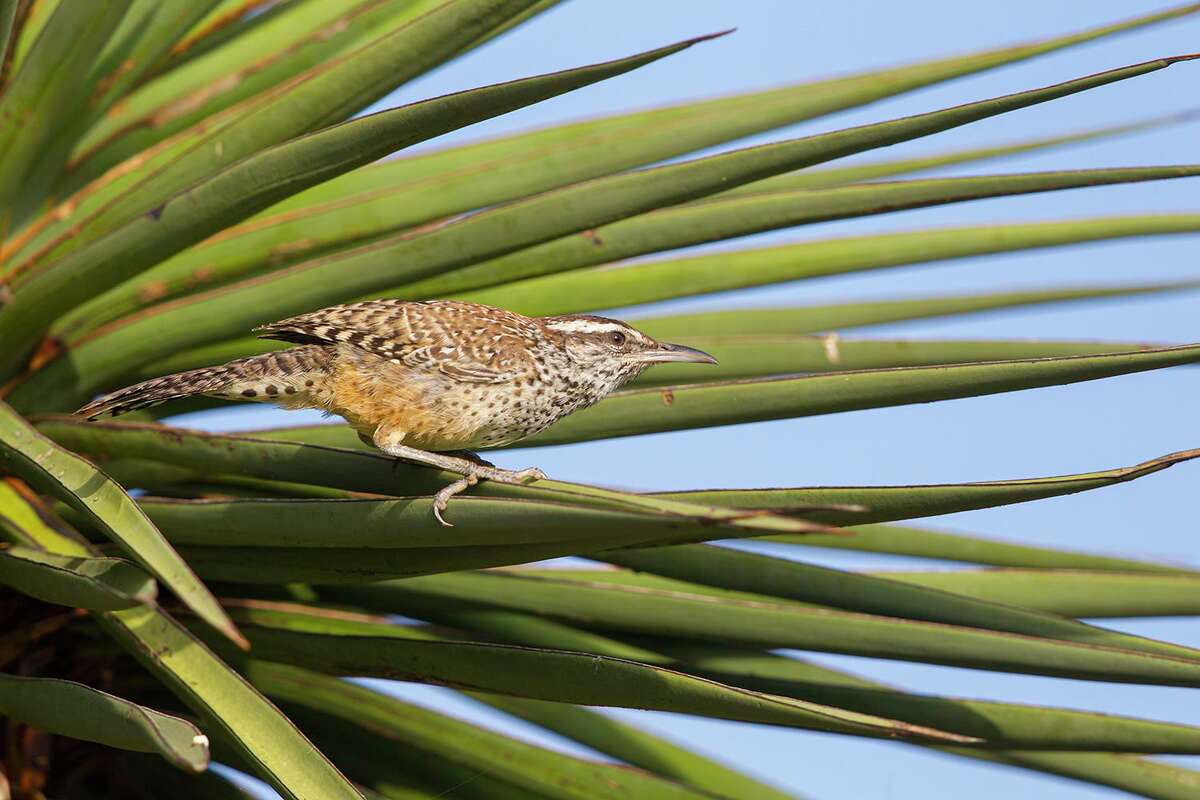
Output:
[
  {"xmin": 596, "ymin": 545, "xmax": 1200, "ymax": 660},
  {"xmin": 221, "ymin": 601, "xmax": 976, "ymax": 743},
  {"xmin": 251, "ymin": 660, "xmax": 762, "ymax": 800},
  {"xmin": 76, "ymin": 9, "xmax": 1199, "ymax": 325},
  {"xmin": 665, "ymin": 449, "xmax": 1200, "ymax": 526},
  {"xmin": 397, "ymin": 166, "xmax": 1200, "ymax": 301},
  {"xmin": 336, "ymin": 572, "xmax": 1200, "ymax": 686},
  {"xmin": 19, "ymin": 55, "xmax": 1196, "ymax": 404},
  {"xmin": 5, "ymin": 0, "xmax": 551, "ymax": 278},
  {"xmin": 776, "ymin": 521, "xmax": 1196, "ymax": 573},
  {"xmin": 0, "ymin": 31, "xmax": 713, "ymax": 383},
  {"xmin": 364, "ymin": 593, "xmax": 1200, "ymax": 793},
  {"xmin": 66, "ymin": 164, "xmax": 1200, "ymax": 337},
  {"xmin": 467, "ymin": 213, "xmax": 1200, "ymax": 316},
  {"xmin": 881, "ymin": 569, "xmax": 1200, "ymax": 618},
  {"xmin": 713, "ymin": 109, "xmax": 1200, "ymax": 199},
  {"xmin": 632, "ymin": 280, "xmax": 1200, "ymax": 339},
  {"xmin": 627, "ymin": 336, "xmax": 1163, "ymax": 387},
  {"xmin": 470, "ymin": 692, "xmax": 799, "ymax": 800},
  {"xmin": 0, "ymin": 0, "xmax": 127, "ymax": 226},
  {"xmin": 640, "ymin": 642, "xmax": 1200, "ymax": 755},
  {"xmin": 11, "ymin": 503, "xmax": 366, "ymax": 800},
  {"xmin": 0, "ymin": 544, "xmax": 155, "ymax": 610},
  {"xmin": 0, "ymin": 674, "xmax": 208, "ymax": 771},
  {"xmin": 68, "ymin": 0, "xmax": 447, "ymax": 188},
  {"xmin": 36, "ymin": 418, "xmax": 828, "ymax": 534},
  {"xmin": 515, "ymin": 345, "xmax": 1200, "ymax": 447},
  {"xmin": 0, "ymin": 401, "xmax": 244, "ymax": 647},
  {"xmin": 122, "ymin": 282, "xmax": 1200, "ymax": 389}
]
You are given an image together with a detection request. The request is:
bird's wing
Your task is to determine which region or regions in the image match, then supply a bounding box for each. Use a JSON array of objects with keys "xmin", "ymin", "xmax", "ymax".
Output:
[{"xmin": 254, "ymin": 300, "xmax": 533, "ymax": 384}]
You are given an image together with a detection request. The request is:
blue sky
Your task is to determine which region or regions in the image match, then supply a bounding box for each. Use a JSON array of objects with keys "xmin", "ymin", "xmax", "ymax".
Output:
[{"xmin": 201, "ymin": 3, "xmax": 1200, "ymax": 798}]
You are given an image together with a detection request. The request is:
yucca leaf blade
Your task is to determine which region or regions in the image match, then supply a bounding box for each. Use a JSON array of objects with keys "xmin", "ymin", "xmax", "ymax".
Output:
[
  {"xmin": 398, "ymin": 606, "xmax": 1200, "ymax": 790},
  {"xmin": 0, "ymin": 401, "xmax": 244, "ymax": 647},
  {"xmin": 665, "ymin": 449, "xmax": 1199, "ymax": 525},
  {"xmin": 338, "ymin": 572, "xmax": 1200, "ymax": 686},
  {"xmin": 0, "ymin": 674, "xmax": 209, "ymax": 771},
  {"xmin": 0, "ymin": 544, "xmax": 155, "ymax": 610},
  {"xmin": 22, "ymin": 55, "xmax": 1196, "ymax": 403},
  {"xmin": 470, "ymin": 213, "xmax": 1200, "ymax": 316},
  {"xmin": 881, "ymin": 569, "xmax": 1200, "ymax": 618},
  {"xmin": 398, "ymin": 166, "xmax": 1200, "ymax": 301},
  {"xmin": 777, "ymin": 522, "xmax": 1195, "ymax": 573},
  {"xmin": 251, "ymin": 660, "xmax": 770, "ymax": 800},
  {"xmin": 36, "ymin": 418, "xmax": 825, "ymax": 534},
  {"xmin": 470, "ymin": 693, "xmax": 799, "ymax": 800},
  {"xmin": 0, "ymin": 0, "xmax": 129, "ymax": 225},
  {"xmin": 594, "ymin": 545, "xmax": 1199, "ymax": 660},
  {"xmin": 632, "ymin": 281, "xmax": 1200, "ymax": 338},
  {"xmin": 221, "ymin": 602, "xmax": 976, "ymax": 743},
  {"xmin": 513, "ymin": 345, "xmax": 1200, "ymax": 447}
]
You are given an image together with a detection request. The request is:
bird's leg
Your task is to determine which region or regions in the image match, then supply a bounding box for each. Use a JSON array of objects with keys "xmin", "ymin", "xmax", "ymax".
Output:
[{"xmin": 374, "ymin": 442, "xmax": 546, "ymax": 526}]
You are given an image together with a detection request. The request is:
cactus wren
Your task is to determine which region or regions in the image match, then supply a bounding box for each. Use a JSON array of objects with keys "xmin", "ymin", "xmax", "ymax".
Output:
[{"xmin": 77, "ymin": 299, "xmax": 717, "ymax": 525}]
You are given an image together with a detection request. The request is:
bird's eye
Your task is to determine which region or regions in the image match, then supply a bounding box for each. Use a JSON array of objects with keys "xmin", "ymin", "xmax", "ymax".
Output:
[{"xmin": 609, "ymin": 331, "xmax": 626, "ymax": 346}]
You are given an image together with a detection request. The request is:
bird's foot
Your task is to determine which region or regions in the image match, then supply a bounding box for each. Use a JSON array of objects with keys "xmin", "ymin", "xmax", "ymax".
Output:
[{"xmin": 430, "ymin": 464, "xmax": 547, "ymax": 527}]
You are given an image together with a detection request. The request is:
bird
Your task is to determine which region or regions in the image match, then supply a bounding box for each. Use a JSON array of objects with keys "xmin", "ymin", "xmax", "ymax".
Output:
[{"xmin": 76, "ymin": 299, "xmax": 717, "ymax": 525}]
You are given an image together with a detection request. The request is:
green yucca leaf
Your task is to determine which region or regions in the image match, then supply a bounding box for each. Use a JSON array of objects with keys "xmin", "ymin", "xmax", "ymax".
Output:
[
  {"xmin": 713, "ymin": 109, "xmax": 1200, "ymax": 198},
  {"xmin": 945, "ymin": 749, "xmax": 1200, "ymax": 800},
  {"xmin": 637, "ymin": 642, "xmax": 1200, "ymax": 755},
  {"xmin": 0, "ymin": 544, "xmax": 155, "ymax": 610},
  {"xmin": 0, "ymin": 33, "xmax": 711, "ymax": 384},
  {"xmin": 882, "ymin": 569, "xmax": 1200, "ymax": 618},
  {"xmin": 5, "ymin": 0, "xmax": 551, "ymax": 277},
  {"xmin": 25, "ymin": 0, "xmax": 223, "ymax": 209},
  {"xmin": 469, "ymin": 213, "xmax": 1200, "ymax": 316},
  {"xmin": 398, "ymin": 607, "xmax": 1200, "ymax": 792},
  {"xmin": 0, "ymin": 401, "xmax": 244, "ymax": 647},
  {"xmin": 470, "ymin": 693, "xmax": 799, "ymax": 800},
  {"xmin": 36, "ymin": 418, "xmax": 827, "ymax": 533},
  {"xmin": 114, "ymin": 499, "xmax": 813, "ymax": 583},
  {"xmin": 592, "ymin": 546, "xmax": 1199, "ymax": 659},
  {"xmin": 69, "ymin": 1, "xmax": 449, "ymax": 188},
  {"xmin": 153, "ymin": 1, "xmax": 293, "ymax": 77},
  {"xmin": 123, "ymin": 283, "xmax": 1200, "ymax": 388},
  {"xmin": 776, "ymin": 522, "xmax": 1196, "ymax": 573},
  {"xmin": 7, "ymin": 502, "xmax": 363, "ymax": 800},
  {"xmin": 64, "ymin": 141, "xmax": 1200, "ymax": 335},
  {"xmin": 0, "ymin": 674, "xmax": 209, "ymax": 771},
  {"xmin": 251, "ymin": 660, "xmax": 773, "ymax": 800},
  {"xmin": 627, "ymin": 336, "xmax": 1164, "ymax": 387},
  {"xmin": 512, "ymin": 345, "xmax": 1200, "ymax": 447},
  {"xmin": 338, "ymin": 572, "xmax": 1200, "ymax": 685},
  {"xmin": 117, "ymin": 4, "xmax": 1198, "ymax": 303},
  {"xmin": 632, "ymin": 281, "xmax": 1200, "ymax": 338},
  {"xmin": 0, "ymin": 0, "xmax": 128, "ymax": 226},
  {"xmin": 666, "ymin": 449, "xmax": 1199, "ymax": 525},
  {"xmin": 5, "ymin": 0, "xmax": 62, "ymax": 75},
  {"xmin": 21, "ymin": 55, "xmax": 1195, "ymax": 406},
  {"xmin": 396, "ymin": 166, "xmax": 1200, "ymax": 302},
  {"xmin": 0, "ymin": 1, "xmax": 18, "ymax": 75},
  {"xmin": 219, "ymin": 601, "xmax": 975, "ymax": 742},
  {"xmin": 97, "ymin": 605, "xmax": 364, "ymax": 799}
]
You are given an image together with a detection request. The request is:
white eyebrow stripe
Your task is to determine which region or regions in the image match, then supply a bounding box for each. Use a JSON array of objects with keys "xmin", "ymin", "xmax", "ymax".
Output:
[{"xmin": 544, "ymin": 319, "xmax": 628, "ymax": 334}]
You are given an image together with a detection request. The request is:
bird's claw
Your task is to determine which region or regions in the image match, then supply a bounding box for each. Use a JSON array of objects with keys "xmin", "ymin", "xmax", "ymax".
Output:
[
  {"xmin": 515, "ymin": 467, "xmax": 545, "ymax": 483},
  {"xmin": 431, "ymin": 472, "xmax": 479, "ymax": 527}
]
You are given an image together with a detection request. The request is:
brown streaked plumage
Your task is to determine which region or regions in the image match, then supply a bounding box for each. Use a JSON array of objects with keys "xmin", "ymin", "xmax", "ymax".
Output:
[{"xmin": 77, "ymin": 299, "xmax": 717, "ymax": 524}]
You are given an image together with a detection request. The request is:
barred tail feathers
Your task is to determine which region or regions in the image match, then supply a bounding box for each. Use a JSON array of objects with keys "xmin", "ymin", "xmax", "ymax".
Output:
[{"xmin": 75, "ymin": 346, "xmax": 333, "ymax": 419}]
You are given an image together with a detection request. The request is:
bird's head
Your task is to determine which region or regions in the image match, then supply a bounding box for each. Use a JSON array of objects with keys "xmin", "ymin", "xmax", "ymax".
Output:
[{"xmin": 541, "ymin": 314, "xmax": 717, "ymax": 383}]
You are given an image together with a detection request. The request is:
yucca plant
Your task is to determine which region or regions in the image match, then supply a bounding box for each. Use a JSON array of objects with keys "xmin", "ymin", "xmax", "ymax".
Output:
[{"xmin": 1, "ymin": 1, "xmax": 1199, "ymax": 798}]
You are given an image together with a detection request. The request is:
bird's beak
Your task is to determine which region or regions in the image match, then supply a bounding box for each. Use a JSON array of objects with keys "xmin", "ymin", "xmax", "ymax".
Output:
[{"xmin": 637, "ymin": 342, "xmax": 718, "ymax": 365}]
